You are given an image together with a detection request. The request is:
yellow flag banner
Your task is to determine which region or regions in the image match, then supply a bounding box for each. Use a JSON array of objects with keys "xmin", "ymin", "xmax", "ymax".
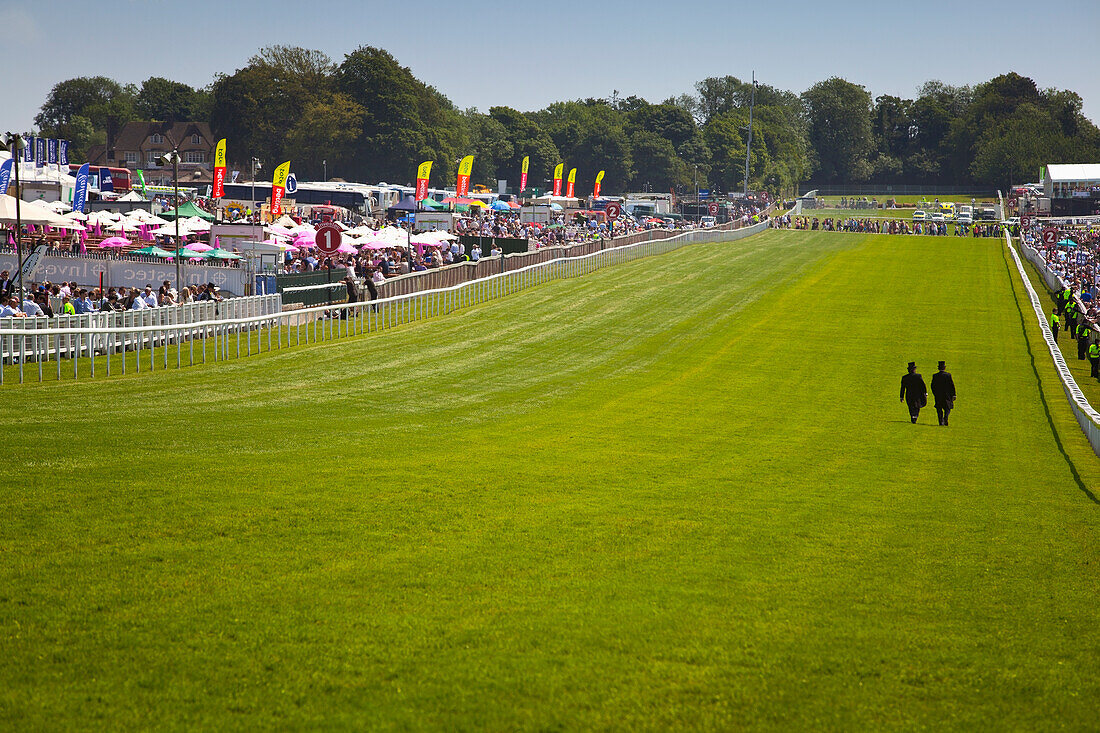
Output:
[
  {"xmin": 566, "ymin": 167, "xmax": 577, "ymax": 198},
  {"xmin": 520, "ymin": 155, "xmax": 529, "ymax": 192},
  {"xmin": 594, "ymin": 170, "xmax": 605, "ymax": 198},
  {"xmin": 212, "ymin": 138, "xmax": 227, "ymax": 198},
  {"xmin": 456, "ymin": 155, "xmax": 474, "ymax": 197},
  {"xmin": 270, "ymin": 160, "xmax": 291, "ymax": 218},
  {"xmin": 553, "ymin": 163, "xmax": 564, "ymax": 196},
  {"xmin": 415, "ymin": 160, "xmax": 433, "ymax": 200}
]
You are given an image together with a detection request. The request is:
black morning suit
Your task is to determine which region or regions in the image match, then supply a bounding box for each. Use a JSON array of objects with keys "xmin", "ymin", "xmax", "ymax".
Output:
[
  {"xmin": 900, "ymin": 372, "xmax": 927, "ymax": 423},
  {"xmin": 930, "ymin": 370, "xmax": 956, "ymax": 426}
]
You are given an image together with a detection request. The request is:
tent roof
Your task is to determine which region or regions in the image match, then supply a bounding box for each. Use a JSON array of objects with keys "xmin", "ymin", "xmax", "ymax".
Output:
[
  {"xmin": 387, "ymin": 195, "xmax": 418, "ymax": 212},
  {"xmin": 160, "ymin": 200, "xmax": 215, "ymax": 221},
  {"xmin": 1046, "ymin": 164, "xmax": 1100, "ymax": 183}
]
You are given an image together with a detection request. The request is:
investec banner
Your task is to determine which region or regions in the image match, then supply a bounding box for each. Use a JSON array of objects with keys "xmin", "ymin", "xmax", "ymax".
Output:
[{"xmin": 0, "ymin": 253, "xmax": 249, "ymax": 295}]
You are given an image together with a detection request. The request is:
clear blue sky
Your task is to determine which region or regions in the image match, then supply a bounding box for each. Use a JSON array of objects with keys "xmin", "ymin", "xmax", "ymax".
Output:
[{"xmin": 2, "ymin": 0, "xmax": 1098, "ymax": 134}]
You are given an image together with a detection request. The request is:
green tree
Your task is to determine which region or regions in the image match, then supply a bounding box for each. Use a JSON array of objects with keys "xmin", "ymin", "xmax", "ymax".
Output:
[
  {"xmin": 209, "ymin": 46, "xmax": 333, "ymax": 172},
  {"xmin": 487, "ymin": 106, "xmax": 559, "ymax": 189},
  {"xmin": 337, "ymin": 46, "xmax": 465, "ymax": 185},
  {"xmin": 801, "ymin": 77, "xmax": 874, "ymax": 182},
  {"xmin": 463, "ymin": 111, "xmax": 513, "ymax": 187},
  {"xmin": 629, "ymin": 130, "xmax": 686, "ymax": 192},
  {"xmin": 35, "ymin": 76, "xmax": 136, "ymax": 132},
  {"xmin": 134, "ymin": 77, "xmax": 202, "ymax": 122},
  {"xmin": 703, "ymin": 112, "xmax": 748, "ymax": 192},
  {"xmin": 286, "ymin": 94, "xmax": 367, "ymax": 180}
]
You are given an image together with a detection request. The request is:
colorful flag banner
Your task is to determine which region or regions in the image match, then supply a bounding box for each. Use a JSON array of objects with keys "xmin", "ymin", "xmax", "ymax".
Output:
[
  {"xmin": 552, "ymin": 163, "xmax": 563, "ymax": 196},
  {"xmin": 456, "ymin": 155, "xmax": 474, "ymax": 197},
  {"xmin": 594, "ymin": 170, "xmax": 605, "ymax": 198},
  {"xmin": 212, "ymin": 138, "xmax": 227, "ymax": 198},
  {"xmin": 136, "ymin": 169, "xmax": 147, "ymax": 197},
  {"xmin": 566, "ymin": 168, "xmax": 577, "ymax": 198},
  {"xmin": 47, "ymin": 139, "xmax": 57, "ymax": 165},
  {"xmin": 100, "ymin": 167, "xmax": 113, "ymax": 192},
  {"xmin": 0, "ymin": 159, "xmax": 12, "ymax": 194},
  {"xmin": 415, "ymin": 160, "xmax": 433, "ymax": 201},
  {"xmin": 271, "ymin": 160, "xmax": 291, "ymax": 218},
  {"xmin": 73, "ymin": 163, "xmax": 90, "ymax": 213},
  {"xmin": 35, "ymin": 137, "xmax": 44, "ymax": 168},
  {"xmin": 59, "ymin": 140, "xmax": 68, "ymax": 166},
  {"xmin": 24, "ymin": 138, "xmax": 33, "ymax": 163},
  {"xmin": 520, "ymin": 156, "xmax": 529, "ymax": 193}
]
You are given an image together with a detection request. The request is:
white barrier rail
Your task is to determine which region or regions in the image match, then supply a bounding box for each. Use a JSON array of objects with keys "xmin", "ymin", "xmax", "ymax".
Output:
[
  {"xmin": 0, "ymin": 219, "xmax": 772, "ymax": 385},
  {"xmin": 0, "ymin": 293, "xmax": 283, "ymax": 368},
  {"xmin": 1002, "ymin": 227, "xmax": 1100, "ymax": 457}
]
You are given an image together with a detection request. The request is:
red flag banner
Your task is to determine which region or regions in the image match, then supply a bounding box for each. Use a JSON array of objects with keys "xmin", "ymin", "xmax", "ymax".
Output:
[
  {"xmin": 415, "ymin": 160, "xmax": 433, "ymax": 200},
  {"xmin": 212, "ymin": 138, "xmax": 227, "ymax": 198},
  {"xmin": 456, "ymin": 155, "xmax": 474, "ymax": 197}
]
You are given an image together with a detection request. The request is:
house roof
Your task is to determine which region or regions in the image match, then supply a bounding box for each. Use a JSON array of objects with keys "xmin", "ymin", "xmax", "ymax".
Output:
[
  {"xmin": 1046, "ymin": 164, "xmax": 1100, "ymax": 183},
  {"xmin": 113, "ymin": 121, "xmax": 214, "ymax": 152}
]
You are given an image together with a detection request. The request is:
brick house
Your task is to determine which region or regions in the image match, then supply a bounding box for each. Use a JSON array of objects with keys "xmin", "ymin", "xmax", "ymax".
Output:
[{"xmin": 87, "ymin": 121, "xmax": 216, "ymax": 187}]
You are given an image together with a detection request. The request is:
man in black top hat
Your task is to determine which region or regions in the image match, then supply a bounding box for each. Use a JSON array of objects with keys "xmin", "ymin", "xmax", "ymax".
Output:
[
  {"xmin": 900, "ymin": 361, "xmax": 927, "ymax": 424},
  {"xmin": 930, "ymin": 360, "xmax": 957, "ymax": 426}
]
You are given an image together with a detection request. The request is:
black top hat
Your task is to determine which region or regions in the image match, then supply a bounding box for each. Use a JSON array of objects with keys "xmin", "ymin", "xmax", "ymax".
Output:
[
  {"xmin": 938, "ymin": 360, "xmax": 946, "ymax": 368},
  {"xmin": 907, "ymin": 361, "xmax": 916, "ymax": 369}
]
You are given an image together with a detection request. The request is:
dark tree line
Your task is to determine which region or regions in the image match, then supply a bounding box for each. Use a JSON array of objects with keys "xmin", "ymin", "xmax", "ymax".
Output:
[{"xmin": 32, "ymin": 48, "xmax": 1100, "ymax": 194}]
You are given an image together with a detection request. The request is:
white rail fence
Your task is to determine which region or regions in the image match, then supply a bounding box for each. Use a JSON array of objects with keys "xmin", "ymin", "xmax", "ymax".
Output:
[
  {"xmin": 0, "ymin": 219, "xmax": 772, "ymax": 385},
  {"xmin": 0, "ymin": 294, "xmax": 282, "ymax": 369},
  {"xmin": 1004, "ymin": 230, "xmax": 1100, "ymax": 456}
]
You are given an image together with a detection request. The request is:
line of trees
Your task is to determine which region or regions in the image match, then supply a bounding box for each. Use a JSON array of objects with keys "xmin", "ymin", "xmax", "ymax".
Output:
[{"xmin": 31, "ymin": 46, "xmax": 1100, "ymax": 195}]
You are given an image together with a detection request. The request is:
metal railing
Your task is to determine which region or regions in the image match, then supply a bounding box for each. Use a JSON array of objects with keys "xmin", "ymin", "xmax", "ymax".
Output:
[
  {"xmin": 1, "ymin": 294, "xmax": 282, "ymax": 368},
  {"xmin": 0, "ymin": 219, "xmax": 773, "ymax": 385},
  {"xmin": 1000, "ymin": 190, "xmax": 1100, "ymax": 457}
]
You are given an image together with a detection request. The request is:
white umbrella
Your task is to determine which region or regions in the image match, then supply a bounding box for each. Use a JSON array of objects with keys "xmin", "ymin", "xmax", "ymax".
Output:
[
  {"xmin": 63, "ymin": 211, "xmax": 88, "ymax": 221},
  {"xmin": 19, "ymin": 198, "xmax": 75, "ymax": 228},
  {"xmin": 151, "ymin": 223, "xmax": 193, "ymax": 236},
  {"xmin": 0, "ymin": 195, "xmax": 58, "ymax": 226},
  {"xmin": 181, "ymin": 216, "xmax": 211, "ymax": 232}
]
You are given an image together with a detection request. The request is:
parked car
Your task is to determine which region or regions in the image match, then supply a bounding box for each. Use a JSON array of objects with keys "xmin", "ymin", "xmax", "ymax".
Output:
[
  {"xmin": 700, "ymin": 216, "xmax": 717, "ymax": 227},
  {"xmin": 930, "ymin": 212, "xmax": 946, "ymax": 223},
  {"xmin": 912, "ymin": 210, "xmax": 927, "ymax": 221},
  {"xmin": 957, "ymin": 212, "xmax": 973, "ymax": 225},
  {"xmin": 979, "ymin": 207, "xmax": 997, "ymax": 221}
]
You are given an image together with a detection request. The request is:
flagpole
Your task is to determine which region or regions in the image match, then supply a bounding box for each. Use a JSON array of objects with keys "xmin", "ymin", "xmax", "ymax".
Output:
[{"xmin": 13, "ymin": 138, "xmax": 24, "ymax": 298}]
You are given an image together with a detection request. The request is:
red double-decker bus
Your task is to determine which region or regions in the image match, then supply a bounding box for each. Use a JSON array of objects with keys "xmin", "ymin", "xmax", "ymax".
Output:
[{"xmin": 68, "ymin": 165, "xmax": 132, "ymax": 193}]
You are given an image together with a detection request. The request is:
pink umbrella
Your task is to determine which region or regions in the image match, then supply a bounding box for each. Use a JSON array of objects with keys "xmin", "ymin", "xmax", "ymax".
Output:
[
  {"xmin": 336, "ymin": 242, "xmax": 358, "ymax": 254},
  {"xmin": 185, "ymin": 243, "xmax": 213, "ymax": 252},
  {"xmin": 98, "ymin": 237, "xmax": 130, "ymax": 248}
]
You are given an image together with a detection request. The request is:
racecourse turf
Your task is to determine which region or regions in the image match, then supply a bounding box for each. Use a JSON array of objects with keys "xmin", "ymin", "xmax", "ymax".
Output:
[{"xmin": 2, "ymin": 229, "xmax": 1099, "ymax": 730}]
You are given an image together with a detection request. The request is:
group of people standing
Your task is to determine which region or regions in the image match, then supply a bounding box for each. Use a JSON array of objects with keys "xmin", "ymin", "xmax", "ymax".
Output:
[{"xmin": 1050, "ymin": 286, "xmax": 1100, "ymax": 377}]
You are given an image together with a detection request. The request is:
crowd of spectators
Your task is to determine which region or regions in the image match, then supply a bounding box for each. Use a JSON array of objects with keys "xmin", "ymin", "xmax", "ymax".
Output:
[
  {"xmin": 781, "ymin": 216, "xmax": 1003, "ymax": 237},
  {"xmin": 0, "ymin": 271, "xmax": 224, "ymax": 318},
  {"xmin": 2, "ymin": 195, "xmax": 775, "ymax": 319},
  {"xmin": 1022, "ymin": 223, "xmax": 1100, "ymax": 318}
]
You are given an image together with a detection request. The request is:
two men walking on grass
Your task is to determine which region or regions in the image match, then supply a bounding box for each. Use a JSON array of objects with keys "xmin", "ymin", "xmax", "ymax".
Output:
[{"xmin": 901, "ymin": 361, "xmax": 956, "ymax": 426}]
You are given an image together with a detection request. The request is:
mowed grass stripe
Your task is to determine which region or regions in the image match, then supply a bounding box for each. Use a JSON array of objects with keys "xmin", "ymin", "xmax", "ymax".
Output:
[{"xmin": 1, "ymin": 230, "xmax": 1098, "ymax": 730}]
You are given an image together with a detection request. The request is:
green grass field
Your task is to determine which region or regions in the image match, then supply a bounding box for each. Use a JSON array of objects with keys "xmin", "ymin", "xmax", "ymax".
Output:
[{"xmin": 3, "ymin": 229, "xmax": 1099, "ymax": 729}]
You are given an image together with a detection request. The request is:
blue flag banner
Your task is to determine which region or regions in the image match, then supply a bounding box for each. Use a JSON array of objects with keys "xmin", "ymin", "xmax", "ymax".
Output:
[
  {"xmin": 73, "ymin": 163, "xmax": 90, "ymax": 213},
  {"xmin": 24, "ymin": 137, "xmax": 34, "ymax": 162},
  {"xmin": 59, "ymin": 140, "xmax": 68, "ymax": 166},
  {"xmin": 35, "ymin": 137, "xmax": 44, "ymax": 167},
  {"xmin": 0, "ymin": 159, "xmax": 12, "ymax": 194},
  {"xmin": 100, "ymin": 167, "xmax": 113, "ymax": 192},
  {"xmin": 47, "ymin": 138, "xmax": 57, "ymax": 164}
]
